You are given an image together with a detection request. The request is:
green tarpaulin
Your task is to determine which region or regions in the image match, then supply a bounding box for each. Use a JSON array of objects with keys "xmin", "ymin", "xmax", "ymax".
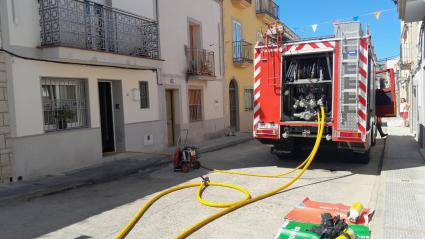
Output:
[{"xmin": 274, "ymin": 220, "xmax": 371, "ymax": 239}]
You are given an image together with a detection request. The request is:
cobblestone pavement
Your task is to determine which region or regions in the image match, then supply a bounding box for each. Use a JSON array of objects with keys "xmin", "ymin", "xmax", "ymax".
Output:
[{"xmin": 0, "ymin": 136, "xmax": 386, "ymax": 239}]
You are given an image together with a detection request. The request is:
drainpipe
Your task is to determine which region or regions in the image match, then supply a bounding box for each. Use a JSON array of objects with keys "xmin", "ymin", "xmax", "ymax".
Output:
[{"xmin": 155, "ymin": 0, "xmax": 161, "ymax": 59}]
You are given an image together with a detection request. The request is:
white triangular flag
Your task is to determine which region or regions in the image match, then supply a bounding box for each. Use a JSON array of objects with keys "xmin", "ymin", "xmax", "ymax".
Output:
[{"xmin": 312, "ymin": 24, "xmax": 318, "ymax": 32}]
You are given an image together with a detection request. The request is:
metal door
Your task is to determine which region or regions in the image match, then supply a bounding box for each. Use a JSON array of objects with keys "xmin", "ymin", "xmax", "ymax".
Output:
[
  {"xmin": 376, "ymin": 69, "xmax": 397, "ymax": 117},
  {"xmin": 98, "ymin": 81, "xmax": 115, "ymax": 152}
]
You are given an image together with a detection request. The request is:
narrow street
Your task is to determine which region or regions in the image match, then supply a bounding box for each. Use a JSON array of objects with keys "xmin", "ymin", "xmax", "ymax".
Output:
[
  {"xmin": 0, "ymin": 136, "xmax": 385, "ymax": 239},
  {"xmin": 1, "ymin": 0, "xmax": 425, "ymax": 239}
]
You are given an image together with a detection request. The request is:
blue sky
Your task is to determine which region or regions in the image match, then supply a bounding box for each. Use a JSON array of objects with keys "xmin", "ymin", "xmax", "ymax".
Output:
[{"xmin": 278, "ymin": 0, "xmax": 400, "ymax": 60}]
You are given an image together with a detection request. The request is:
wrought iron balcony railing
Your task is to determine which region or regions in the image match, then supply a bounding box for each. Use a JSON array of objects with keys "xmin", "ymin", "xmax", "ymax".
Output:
[
  {"xmin": 39, "ymin": 0, "xmax": 160, "ymax": 59},
  {"xmin": 233, "ymin": 41, "xmax": 253, "ymax": 65},
  {"xmin": 186, "ymin": 48, "xmax": 215, "ymax": 77},
  {"xmin": 256, "ymin": 0, "xmax": 279, "ymax": 20}
]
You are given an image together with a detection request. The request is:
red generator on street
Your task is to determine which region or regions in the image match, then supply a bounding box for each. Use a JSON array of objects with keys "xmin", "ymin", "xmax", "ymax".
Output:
[{"xmin": 253, "ymin": 22, "xmax": 396, "ymax": 162}]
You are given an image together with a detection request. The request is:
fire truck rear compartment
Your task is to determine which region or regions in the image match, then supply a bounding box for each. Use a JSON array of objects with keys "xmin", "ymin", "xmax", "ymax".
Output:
[{"xmin": 281, "ymin": 52, "xmax": 333, "ymax": 137}]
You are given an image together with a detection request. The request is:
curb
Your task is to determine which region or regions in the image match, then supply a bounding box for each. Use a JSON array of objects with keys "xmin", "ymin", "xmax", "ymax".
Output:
[
  {"xmin": 0, "ymin": 136, "xmax": 252, "ymax": 206},
  {"xmin": 200, "ymin": 136, "xmax": 252, "ymax": 154},
  {"xmin": 0, "ymin": 156, "xmax": 170, "ymax": 206}
]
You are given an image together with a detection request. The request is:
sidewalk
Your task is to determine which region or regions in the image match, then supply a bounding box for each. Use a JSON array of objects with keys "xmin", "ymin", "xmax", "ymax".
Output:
[
  {"xmin": 0, "ymin": 132, "xmax": 252, "ymax": 205},
  {"xmin": 372, "ymin": 123, "xmax": 425, "ymax": 239}
]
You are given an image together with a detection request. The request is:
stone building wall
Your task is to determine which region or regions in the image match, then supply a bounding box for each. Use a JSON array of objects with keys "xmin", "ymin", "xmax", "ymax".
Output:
[{"xmin": 0, "ymin": 52, "xmax": 12, "ymax": 183}]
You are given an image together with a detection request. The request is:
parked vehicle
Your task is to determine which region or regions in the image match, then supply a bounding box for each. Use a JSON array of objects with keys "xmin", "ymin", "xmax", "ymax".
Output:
[{"xmin": 253, "ymin": 22, "xmax": 396, "ymax": 162}]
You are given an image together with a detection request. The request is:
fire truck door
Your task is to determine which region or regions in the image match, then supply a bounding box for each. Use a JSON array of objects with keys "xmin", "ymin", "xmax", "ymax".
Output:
[{"xmin": 375, "ymin": 69, "xmax": 397, "ymax": 117}]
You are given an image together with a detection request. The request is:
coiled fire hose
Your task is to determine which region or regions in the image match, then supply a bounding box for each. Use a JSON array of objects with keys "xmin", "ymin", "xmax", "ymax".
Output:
[{"xmin": 116, "ymin": 107, "xmax": 325, "ymax": 239}]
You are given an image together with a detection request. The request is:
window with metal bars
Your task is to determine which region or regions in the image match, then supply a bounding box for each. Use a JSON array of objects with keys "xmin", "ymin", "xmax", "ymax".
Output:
[
  {"xmin": 188, "ymin": 89, "xmax": 202, "ymax": 122},
  {"xmin": 244, "ymin": 89, "xmax": 254, "ymax": 111},
  {"xmin": 139, "ymin": 81, "xmax": 150, "ymax": 109},
  {"xmin": 41, "ymin": 78, "xmax": 88, "ymax": 131}
]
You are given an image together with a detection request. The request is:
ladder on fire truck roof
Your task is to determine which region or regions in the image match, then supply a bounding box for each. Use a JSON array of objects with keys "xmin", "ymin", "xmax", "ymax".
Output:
[{"xmin": 335, "ymin": 22, "xmax": 363, "ymax": 131}]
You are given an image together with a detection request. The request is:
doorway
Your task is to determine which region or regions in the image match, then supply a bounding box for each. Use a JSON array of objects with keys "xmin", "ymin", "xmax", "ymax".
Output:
[
  {"xmin": 165, "ymin": 90, "xmax": 176, "ymax": 146},
  {"xmin": 229, "ymin": 80, "xmax": 239, "ymax": 131},
  {"xmin": 98, "ymin": 81, "xmax": 115, "ymax": 152}
]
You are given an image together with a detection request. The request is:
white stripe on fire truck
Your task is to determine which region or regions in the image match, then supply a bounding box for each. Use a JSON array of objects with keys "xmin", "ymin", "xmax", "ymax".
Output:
[
  {"xmin": 254, "ymin": 80, "xmax": 261, "ymax": 91},
  {"xmin": 254, "ymin": 103, "xmax": 261, "ymax": 114},
  {"xmin": 284, "ymin": 41, "xmax": 335, "ymax": 52},
  {"xmin": 254, "ymin": 91, "xmax": 260, "ymax": 101},
  {"xmin": 254, "ymin": 67, "xmax": 261, "ymax": 79},
  {"xmin": 253, "ymin": 49, "xmax": 262, "ymax": 131},
  {"xmin": 357, "ymin": 37, "xmax": 369, "ymax": 140},
  {"xmin": 253, "ymin": 115, "xmax": 260, "ymax": 126},
  {"xmin": 254, "ymin": 53, "xmax": 261, "ymax": 65}
]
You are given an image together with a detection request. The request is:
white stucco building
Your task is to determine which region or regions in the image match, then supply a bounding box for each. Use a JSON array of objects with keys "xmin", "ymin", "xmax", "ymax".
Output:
[
  {"xmin": 158, "ymin": 0, "xmax": 225, "ymax": 145},
  {"xmin": 398, "ymin": 0, "xmax": 425, "ymax": 149},
  {"xmin": 0, "ymin": 0, "xmax": 165, "ymax": 182}
]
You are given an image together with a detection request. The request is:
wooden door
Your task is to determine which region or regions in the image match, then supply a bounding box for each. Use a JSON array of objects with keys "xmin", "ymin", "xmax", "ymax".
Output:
[{"xmin": 165, "ymin": 90, "xmax": 175, "ymax": 146}]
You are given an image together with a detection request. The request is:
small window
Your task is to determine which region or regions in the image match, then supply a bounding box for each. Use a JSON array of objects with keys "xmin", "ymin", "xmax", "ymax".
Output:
[
  {"xmin": 244, "ymin": 89, "xmax": 254, "ymax": 111},
  {"xmin": 256, "ymin": 30, "xmax": 263, "ymax": 43},
  {"xmin": 41, "ymin": 78, "xmax": 88, "ymax": 131},
  {"xmin": 189, "ymin": 89, "xmax": 202, "ymax": 122},
  {"xmin": 139, "ymin": 81, "xmax": 149, "ymax": 109}
]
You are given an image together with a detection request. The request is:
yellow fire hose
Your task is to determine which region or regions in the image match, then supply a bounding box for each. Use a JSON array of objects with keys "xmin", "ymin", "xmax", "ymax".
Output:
[{"xmin": 116, "ymin": 107, "xmax": 325, "ymax": 239}]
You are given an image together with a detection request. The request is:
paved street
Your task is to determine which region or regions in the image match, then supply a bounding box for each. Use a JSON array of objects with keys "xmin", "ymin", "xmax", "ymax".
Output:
[{"xmin": 0, "ymin": 137, "xmax": 386, "ymax": 239}]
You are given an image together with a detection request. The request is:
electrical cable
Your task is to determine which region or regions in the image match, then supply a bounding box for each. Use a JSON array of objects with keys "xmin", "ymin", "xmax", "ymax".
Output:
[
  {"xmin": 115, "ymin": 107, "xmax": 325, "ymax": 239},
  {"xmin": 0, "ymin": 48, "xmax": 160, "ymax": 71}
]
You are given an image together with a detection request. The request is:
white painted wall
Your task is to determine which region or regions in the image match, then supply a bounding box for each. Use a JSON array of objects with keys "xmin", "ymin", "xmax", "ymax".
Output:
[
  {"xmin": 10, "ymin": 58, "xmax": 160, "ymax": 137},
  {"xmin": 112, "ymin": 0, "xmax": 156, "ymax": 20},
  {"xmin": 159, "ymin": 0, "xmax": 224, "ymax": 124},
  {"xmin": 4, "ymin": 0, "xmax": 40, "ymax": 48}
]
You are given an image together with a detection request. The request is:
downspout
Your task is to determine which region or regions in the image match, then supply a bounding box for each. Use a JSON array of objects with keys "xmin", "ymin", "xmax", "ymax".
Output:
[{"xmin": 154, "ymin": 0, "xmax": 162, "ymax": 86}]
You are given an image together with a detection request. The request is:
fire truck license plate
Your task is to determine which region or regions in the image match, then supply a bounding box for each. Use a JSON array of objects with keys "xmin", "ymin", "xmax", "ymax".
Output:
[{"xmin": 257, "ymin": 123, "xmax": 276, "ymax": 129}]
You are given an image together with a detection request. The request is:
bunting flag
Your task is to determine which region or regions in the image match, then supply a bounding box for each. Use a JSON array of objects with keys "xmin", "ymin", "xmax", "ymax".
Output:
[
  {"xmin": 374, "ymin": 11, "xmax": 381, "ymax": 20},
  {"xmin": 290, "ymin": 8, "xmax": 394, "ymax": 36},
  {"xmin": 311, "ymin": 24, "xmax": 318, "ymax": 33}
]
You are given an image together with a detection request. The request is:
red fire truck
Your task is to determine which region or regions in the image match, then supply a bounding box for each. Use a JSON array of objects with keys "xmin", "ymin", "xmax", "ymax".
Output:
[{"xmin": 253, "ymin": 22, "xmax": 396, "ymax": 162}]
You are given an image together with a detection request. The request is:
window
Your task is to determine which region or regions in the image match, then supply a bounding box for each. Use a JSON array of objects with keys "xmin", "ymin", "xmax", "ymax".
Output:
[
  {"xmin": 189, "ymin": 89, "xmax": 202, "ymax": 122},
  {"xmin": 139, "ymin": 81, "xmax": 150, "ymax": 109},
  {"xmin": 232, "ymin": 20, "xmax": 242, "ymax": 59},
  {"xmin": 41, "ymin": 78, "xmax": 88, "ymax": 131},
  {"xmin": 256, "ymin": 30, "xmax": 263, "ymax": 43},
  {"xmin": 244, "ymin": 89, "xmax": 254, "ymax": 111}
]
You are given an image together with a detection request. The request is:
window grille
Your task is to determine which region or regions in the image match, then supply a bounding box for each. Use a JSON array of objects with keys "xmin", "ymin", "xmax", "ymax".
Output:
[
  {"xmin": 139, "ymin": 81, "xmax": 150, "ymax": 109},
  {"xmin": 41, "ymin": 78, "xmax": 88, "ymax": 131},
  {"xmin": 244, "ymin": 89, "xmax": 254, "ymax": 111},
  {"xmin": 189, "ymin": 89, "xmax": 202, "ymax": 122}
]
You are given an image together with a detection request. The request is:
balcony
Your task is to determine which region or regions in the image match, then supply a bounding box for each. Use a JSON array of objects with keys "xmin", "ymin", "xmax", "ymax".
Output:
[
  {"xmin": 233, "ymin": 40, "xmax": 253, "ymax": 67},
  {"xmin": 398, "ymin": 0, "xmax": 425, "ymax": 22},
  {"xmin": 231, "ymin": 0, "xmax": 252, "ymax": 9},
  {"xmin": 256, "ymin": 0, "xmax": 279, "ymax": 23},
  {"xmin": 186, "ymin": 48, "xmax": 215, "ymax": 80},
  {"xmin": 39, "ymin": 0, "xmax": 160, "ymax": 59}
]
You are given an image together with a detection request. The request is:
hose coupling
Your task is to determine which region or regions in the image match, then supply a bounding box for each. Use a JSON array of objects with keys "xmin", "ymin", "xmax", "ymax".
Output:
[{"xmin": 200, "ymin": 176, "xmax": 210, "ymax": 184}]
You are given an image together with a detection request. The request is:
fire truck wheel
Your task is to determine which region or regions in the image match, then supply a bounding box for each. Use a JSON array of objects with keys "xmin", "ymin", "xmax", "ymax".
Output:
[
  {"xmin": 371, "ymin": 124, "xmax": 377, "ymax": 146},
  {"xmin": 276, "ymin": 153, "xmax": 291, "ymax": 160},
  {"xmin": 192, "ymin": 160, "xmax": 201, "ymax": 169},
  {"xmin": 182, "ymin": 163, "xmax": 190, "ymax": 173},
  {"xmin": 353, "ymin": 150, "xmax": 370, "ymax": 164}
]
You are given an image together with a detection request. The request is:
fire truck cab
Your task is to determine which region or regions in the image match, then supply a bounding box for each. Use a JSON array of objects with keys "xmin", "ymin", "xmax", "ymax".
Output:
[{"xmin": 253, "ymin": 22, "xmax": 396, "ymax": 162}]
